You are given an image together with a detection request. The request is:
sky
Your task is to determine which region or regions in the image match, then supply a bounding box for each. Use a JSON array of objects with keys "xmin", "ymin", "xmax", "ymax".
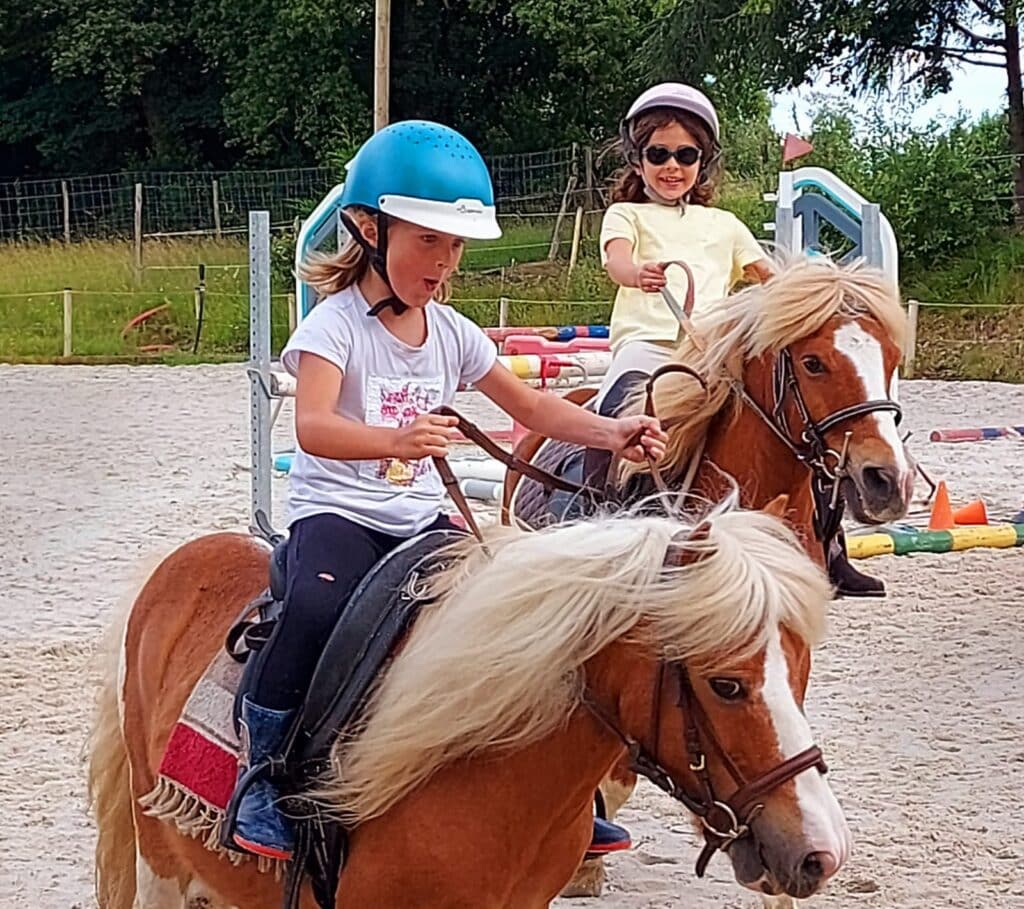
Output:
[{"xmin": 770, "ymin": 63, "xmax": 1006, "ymax": 134}]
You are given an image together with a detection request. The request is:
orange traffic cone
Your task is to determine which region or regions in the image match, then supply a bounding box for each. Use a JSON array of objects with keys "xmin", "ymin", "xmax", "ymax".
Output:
[
  {"xmin": 928, "ymin": 481, "xmax": 955, "ymax": 531},
  {"xmin": 953, "ymin": 498, "xmax": 988, "ymax": 525}
]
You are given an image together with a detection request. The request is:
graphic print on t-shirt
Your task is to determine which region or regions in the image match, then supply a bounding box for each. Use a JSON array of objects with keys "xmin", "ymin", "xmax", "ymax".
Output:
[{"xmin": 365, "ymin": 375, "xmax": 443, "ymax": 486}]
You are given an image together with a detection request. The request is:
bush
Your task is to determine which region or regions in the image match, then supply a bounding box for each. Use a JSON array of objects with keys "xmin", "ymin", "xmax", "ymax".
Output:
[{"xmin": 801, "ymin": 103, "xmax": 1012, "ymax": 274}]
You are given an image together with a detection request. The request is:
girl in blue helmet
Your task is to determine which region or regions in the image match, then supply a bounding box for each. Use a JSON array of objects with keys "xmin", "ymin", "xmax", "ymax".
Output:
[{"xmin": 229, "ymin": 121, "xmax": 663, "ymax": 861}]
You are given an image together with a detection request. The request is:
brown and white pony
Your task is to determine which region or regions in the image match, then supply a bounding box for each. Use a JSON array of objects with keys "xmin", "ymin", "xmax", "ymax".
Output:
[
  {"xmin": 89, "ymin": 507, "xmax": 849, "ymax": 908},
  {"xmin": 508, "ymin": 256, "xmax": 912, "ymax": 554},
  {"xmin": 504, "ymin": 256, "xmax": 910, "ymax": 896}
]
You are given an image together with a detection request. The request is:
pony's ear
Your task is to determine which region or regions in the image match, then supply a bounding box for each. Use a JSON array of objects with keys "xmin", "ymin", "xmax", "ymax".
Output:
[
  {"xmin": 665, "ymin": 520, "xmax": 713, "ymax": 567},
  {"xmin": 762, "ymin": 494, "xmax": 790, "ymax": 519}
]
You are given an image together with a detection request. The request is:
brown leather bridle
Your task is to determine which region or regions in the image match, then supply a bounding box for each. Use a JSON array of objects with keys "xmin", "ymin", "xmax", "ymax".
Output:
[{"xmin": 582, "ymin": 660, "xmax": 827, "ymax": 877}]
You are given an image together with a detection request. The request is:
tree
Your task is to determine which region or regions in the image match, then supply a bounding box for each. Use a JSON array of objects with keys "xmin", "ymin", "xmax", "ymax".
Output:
[
  {"xmin": 833, "ymin": 1, "xmax": 1023, "ymax": 224},
  {"xmin": 648, "ymin": 0, "xmax": 1024, "ymax": 223}
]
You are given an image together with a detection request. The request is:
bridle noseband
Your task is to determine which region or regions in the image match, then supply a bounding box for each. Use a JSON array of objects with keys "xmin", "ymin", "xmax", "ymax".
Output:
[{"xmin": 583, "ymin": 661, "xmax": 827, "ymax": 877}]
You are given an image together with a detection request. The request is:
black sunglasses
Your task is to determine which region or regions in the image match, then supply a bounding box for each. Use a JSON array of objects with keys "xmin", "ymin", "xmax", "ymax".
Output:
[{"xmin": 643, "ymin": 145, "xmax": 702, "ymax": 167}]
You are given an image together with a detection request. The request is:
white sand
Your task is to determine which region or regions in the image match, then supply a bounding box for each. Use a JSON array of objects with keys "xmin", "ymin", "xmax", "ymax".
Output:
[{"xmin": 2, "ymin": 365, "xmax": 1022, "ymax": 908}]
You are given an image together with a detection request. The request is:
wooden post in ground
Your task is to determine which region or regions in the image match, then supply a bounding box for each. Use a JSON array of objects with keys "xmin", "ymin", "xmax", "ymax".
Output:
[
  {"xmin": 374, "ymin": 0, "xmax": 391, "ymax": 131},
  {"xmin": 61, "ymin": 181, "xmax": 71, "ymax": 244},
  {"xmin": 568, "ymin": 206, "xmax": 584, "ymax": 274},
  {"xmin": 133, "ymin": 183, "xmax": 143, "ymax": 285},
  {"xmin": 212, "ymin": 180, "xmax": 222, "ymax": 239},
  {"xmin": 62, "ymin": 288, "xmax": 72, "ymax": 357},
  {"xmin": 548, "ymin": 175, "xmax": 577, "ymax": 260},
  {"xmin": 904, "ymin": 299, "xmax": 919, "ymax": 378}
]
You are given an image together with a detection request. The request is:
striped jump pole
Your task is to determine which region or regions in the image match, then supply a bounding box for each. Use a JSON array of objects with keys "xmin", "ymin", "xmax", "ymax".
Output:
[
  {"xmin": 929, "ymin": 426, "xmax": 1024, "ymax": 443},
  {"xmin": 847, "ymin": 524, "xmax": 1024, "ymax": 559}
]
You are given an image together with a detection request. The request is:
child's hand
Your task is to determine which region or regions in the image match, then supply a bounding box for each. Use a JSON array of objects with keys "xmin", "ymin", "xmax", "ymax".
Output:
[
  {"xmin": 608, "ymin": 415, "xmax": 667, "ymax": 463},
  {"xmin": 635, "ymin": 261, "xmax": 667, "ymax": 293},
  {"xmin": 394, "ymin": 413, "xmax": 458, "ymax": 460}
]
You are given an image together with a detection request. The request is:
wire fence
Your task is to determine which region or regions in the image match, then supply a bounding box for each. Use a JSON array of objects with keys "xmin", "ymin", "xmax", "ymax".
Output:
[
  {"xmin": 0, "ymin": 146, "xmax": 603, "ymax": 243},
  {"xmin": 2, "ymin": 289, "xmax": 1022, "ymax": 383},
  {"xmin": 1, "ymin": 145, "xmax": 1020, "ymax": 376}
]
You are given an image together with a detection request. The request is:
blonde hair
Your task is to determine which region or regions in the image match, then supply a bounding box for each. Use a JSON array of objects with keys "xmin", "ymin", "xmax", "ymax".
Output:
[
  {"xmin": 297, "ymin": 206, "xmax": 453, "ymax": 304},
  {"xmin": 309, "ymin": 507, "xmax": 830, "ymax": 825},
  {"xmin": 622, "ymin": 255, "xmax": 906, "ymax": 484}
]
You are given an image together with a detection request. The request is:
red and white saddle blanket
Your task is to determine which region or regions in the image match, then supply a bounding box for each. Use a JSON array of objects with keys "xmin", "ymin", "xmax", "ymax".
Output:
[{"xmin": 138, "ymin": 650, "xmax": 273, "ymax": 866}]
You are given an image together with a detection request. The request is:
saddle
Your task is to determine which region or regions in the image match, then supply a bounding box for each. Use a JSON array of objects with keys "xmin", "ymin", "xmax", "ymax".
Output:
[
  {"xmin": 225, "ymin": 527, "xmax": 465, "ymax": 909},
  {"xmin": 512, "ymin": 370, "xmax": 653, "ymax": 529}
]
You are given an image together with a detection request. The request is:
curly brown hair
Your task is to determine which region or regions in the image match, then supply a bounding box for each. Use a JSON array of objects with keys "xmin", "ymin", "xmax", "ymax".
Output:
[{"xmin": 609, "ymin": 108, "xmax": 721, "ymax": 206}]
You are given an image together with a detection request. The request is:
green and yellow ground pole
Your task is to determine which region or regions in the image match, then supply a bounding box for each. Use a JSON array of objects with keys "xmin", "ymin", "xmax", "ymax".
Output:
[{"xmin": 846, "ymin": 524, "xmax": 1024, "ymax": 559}]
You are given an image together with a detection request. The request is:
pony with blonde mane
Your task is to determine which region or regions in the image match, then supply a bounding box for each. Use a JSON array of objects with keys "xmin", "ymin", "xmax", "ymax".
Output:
[
  {"xmin": 505, "ymin": 255, "xmax": 909, "ymax": 897},
  {"xmin": 89, "ymin": 506, "xmax": 850, "ymax": 908},
  {"xmin": 510, "ymin": 256, "xmax": 912, "ymax": 560}
]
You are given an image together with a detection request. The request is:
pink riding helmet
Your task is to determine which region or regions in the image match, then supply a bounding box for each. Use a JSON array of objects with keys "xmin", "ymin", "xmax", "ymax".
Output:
[{"xmin": 620, "ymin": 83, "xmax": 721, "ymax": 167}]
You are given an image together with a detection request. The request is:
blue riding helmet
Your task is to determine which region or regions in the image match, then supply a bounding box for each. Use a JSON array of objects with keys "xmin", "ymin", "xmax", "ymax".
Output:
[{"xmin": 341, "ymin": 121, "xmax": 501, "ymax": 240}]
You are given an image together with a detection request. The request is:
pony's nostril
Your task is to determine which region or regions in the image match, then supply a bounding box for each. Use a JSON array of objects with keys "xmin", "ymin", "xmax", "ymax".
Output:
[
  {"xmin": 800, "ymin": 849, "xmax": 839, "ymax": 883},
  {"xmin": 862, "ymin": 465, "xmax": 896, "ymax": 501}
]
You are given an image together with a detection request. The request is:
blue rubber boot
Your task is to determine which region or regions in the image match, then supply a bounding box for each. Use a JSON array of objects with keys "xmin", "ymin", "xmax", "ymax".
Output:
[
  {"xmin": 231, "ymin": 696, "xmax": 295, "ymax": 861},
  {"xmin": 586, "ymin": 817, "xmax": 632, "ymax": 858}
]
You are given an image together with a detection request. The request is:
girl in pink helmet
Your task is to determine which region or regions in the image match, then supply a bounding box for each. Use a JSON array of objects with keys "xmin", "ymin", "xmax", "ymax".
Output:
[{"xmin": 595, "ymin": 82, "xmax": 772, "ymax": 409}]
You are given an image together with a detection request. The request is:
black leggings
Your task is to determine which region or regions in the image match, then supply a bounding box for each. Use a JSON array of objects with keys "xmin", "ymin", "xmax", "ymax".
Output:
[{"xmin": 249, "ymin": 511, "xmax": 458, "ymax": 711}]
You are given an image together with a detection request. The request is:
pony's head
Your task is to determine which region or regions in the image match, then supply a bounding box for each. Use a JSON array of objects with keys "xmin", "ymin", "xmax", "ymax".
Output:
[
  {"xmin": 646, "ymin": 256, "xmax": 912, "ymax": 524},
  {"xmin": 316, "ymin": 502, "xmax": 848, "ymax": 897},
  {"xmin": 597, "ymin": 499, "xmax": 850, "ymax": 897}
]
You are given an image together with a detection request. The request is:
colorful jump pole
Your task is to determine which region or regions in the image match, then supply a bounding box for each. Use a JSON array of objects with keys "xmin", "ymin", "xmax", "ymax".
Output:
[
  {"xmin": 928, "ymin": 426, "xmax": 1024, "ymax": 443},
  {"xmin": 847, "ymin": 523, "xmax": 1024, "ymax": 559}
]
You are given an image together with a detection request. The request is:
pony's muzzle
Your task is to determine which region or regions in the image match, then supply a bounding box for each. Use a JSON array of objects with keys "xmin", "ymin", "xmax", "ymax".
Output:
[{"xmin": 849, "ymin": 462, "xmax": 908, "ymax": 522}]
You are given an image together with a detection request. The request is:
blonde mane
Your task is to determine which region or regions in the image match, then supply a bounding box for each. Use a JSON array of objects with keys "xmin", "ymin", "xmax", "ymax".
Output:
[
  {"xmin": 313, "ymin": 508, "xmax": 831, "ymax": 825},
  {"xmin": 627, "ymin": 256, "xmax": 906, "ymax": 482}
]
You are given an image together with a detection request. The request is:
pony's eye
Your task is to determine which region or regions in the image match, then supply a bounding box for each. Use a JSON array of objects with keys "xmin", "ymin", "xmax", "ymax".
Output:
[
  {"xmin": 801, "ymin": 355, "xmax": 827, "ymax": 375},
  {"xmin": 709, "ymin": 678, "xmax": 745, "ymax": 700}
]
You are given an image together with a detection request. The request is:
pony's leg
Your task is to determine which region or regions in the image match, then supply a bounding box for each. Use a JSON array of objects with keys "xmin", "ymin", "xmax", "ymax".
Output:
[
  {"xmin": 600, "ymin": 766, "xmax": 637, "ymax": 819},
  {"xmin": 559, "ymin": 764, "xmax": 637, "ymax": 898},
  {"xmin": 134, "ymin": 846, "xmax": 185, "ymax": 908},
  {"xmin": 762, "ymin": 897, "xmax": 800, "ymax": 909},
  {"xmin": 134, "ymin": 846, "xmax": 238, "ymax": 909},
  {"xmin": 185, "ymin": 877, "xmax": 236, "ymax": 908}
]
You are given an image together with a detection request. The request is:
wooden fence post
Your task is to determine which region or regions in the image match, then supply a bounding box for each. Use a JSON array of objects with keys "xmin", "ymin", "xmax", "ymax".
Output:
[
  {"xmin": 904, "ymin": 298, "xmax": 919, "ymax": 378},
  {"xmin": 62, "ymin": 288, "xmax": 73, "ymax": 357}
]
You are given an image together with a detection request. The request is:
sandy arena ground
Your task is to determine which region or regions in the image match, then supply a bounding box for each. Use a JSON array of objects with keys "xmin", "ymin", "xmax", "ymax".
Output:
[{"xmin": 2, "ymin": 364, "xmax": 1022, "ymax": 908}]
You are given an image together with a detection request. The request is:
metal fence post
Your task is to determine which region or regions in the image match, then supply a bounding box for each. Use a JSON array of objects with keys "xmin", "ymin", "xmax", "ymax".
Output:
[{"xmin": 249, "ymin": 211, "xmax": 273, "ymax": 533}]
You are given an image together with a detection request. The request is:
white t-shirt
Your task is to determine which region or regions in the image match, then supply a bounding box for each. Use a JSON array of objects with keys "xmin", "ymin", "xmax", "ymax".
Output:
[{"xmin": 280, "ymin": 285, "xmax": 497, "ymax": 535}]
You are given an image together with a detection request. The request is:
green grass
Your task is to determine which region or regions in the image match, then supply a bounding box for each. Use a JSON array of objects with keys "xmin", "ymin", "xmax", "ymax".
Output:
[
  {"xmin": 2, "ymin": 223, "xmax": 1023, "ymax": 381},
  {"xmin": 901, "ymin": 231, "xmax": 1024, "ymax": 382},
  {"xmin": 0, "ymin": 220, "xmax": 597, "ymax": 360}
]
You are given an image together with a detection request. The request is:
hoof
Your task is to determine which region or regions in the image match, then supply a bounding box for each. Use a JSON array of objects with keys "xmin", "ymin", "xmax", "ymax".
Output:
[{"xmin": 559, "ymin": 857, "xmax": 605, "ymax": 898}]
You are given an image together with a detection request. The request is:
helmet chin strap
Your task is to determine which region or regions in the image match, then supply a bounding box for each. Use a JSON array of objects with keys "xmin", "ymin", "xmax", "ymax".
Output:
[
  {"xmin": 643, "ymin": 182, "xmax": 688, "ymax": 209},
  {"xmin": 337, "ymin": 210, "xmax": 409, "ymax": 316}
]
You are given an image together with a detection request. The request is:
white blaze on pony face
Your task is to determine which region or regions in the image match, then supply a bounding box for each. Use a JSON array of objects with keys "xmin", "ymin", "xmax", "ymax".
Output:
[
  {"xmin": 832, "ymin": 320, "xmax": 913, "ymax": 518},
  {"xmin": 761, "ymin": 628, "xmax": 851, "ymax": 875},
  {"xmin": 833, "ymin": 321, "xmax": 909, "ymax": 474}
]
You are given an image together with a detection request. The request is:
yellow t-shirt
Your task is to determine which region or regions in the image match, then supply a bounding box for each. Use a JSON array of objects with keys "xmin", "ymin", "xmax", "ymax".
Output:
[{"xmin": 600, "ymin": 202, "xmax": 765, "ymax": 351}]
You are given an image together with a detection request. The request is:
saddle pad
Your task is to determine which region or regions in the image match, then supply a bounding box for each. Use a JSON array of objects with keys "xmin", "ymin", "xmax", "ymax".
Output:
[
  {"xmin": 138, "ymin": 646, "xmax": 251, "ymax": 861},
  {"xmin": 511, "ymin": 438, "xmax": 592, "ymax": 530}
]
